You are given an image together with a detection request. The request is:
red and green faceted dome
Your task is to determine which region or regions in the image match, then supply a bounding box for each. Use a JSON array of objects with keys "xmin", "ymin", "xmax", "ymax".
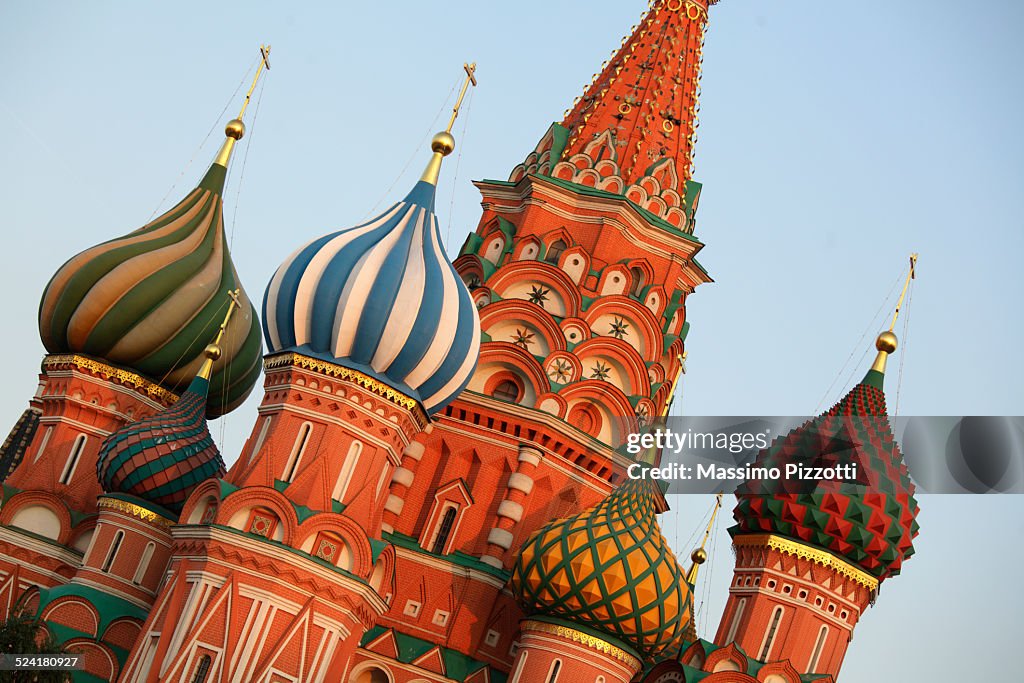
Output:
[
  {"xmin": 511, "ymin": 477, "xmax": 692, "ymax": 659},
  {"xmin": 732, "ymin": 369, "xmax": 919, "ymax": 580},
  {"xmin": 96, "ymin": 373, "xmax": 225, "ymax": 515},
  {"xmin": 38, "ymin": 161, "xmax": 263, "ymax": 417}
]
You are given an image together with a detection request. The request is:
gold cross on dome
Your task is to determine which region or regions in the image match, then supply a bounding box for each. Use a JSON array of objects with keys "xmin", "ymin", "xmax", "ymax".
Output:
[{"xmin": 445, "ymin": 62, "xmax": 478, "ymax": 134}]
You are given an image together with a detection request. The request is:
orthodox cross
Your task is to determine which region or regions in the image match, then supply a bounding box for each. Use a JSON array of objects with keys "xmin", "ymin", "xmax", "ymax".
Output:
[
  {"xmin": 889, "ymin": 253, "xmax": 918, "ymax": 331},
  {"xmin": 445, "ymin": 62, "xmax": 478, "ymax": 134},
  {"xmin": 238, "ymin": 45, "xmax": 272, "ymax": 121}
]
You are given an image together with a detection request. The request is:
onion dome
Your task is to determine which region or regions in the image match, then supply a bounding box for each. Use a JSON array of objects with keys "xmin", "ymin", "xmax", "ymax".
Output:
[
  {"xmin": 732, "ymin": 332, "xmax": 920, "ymax": 581},
  {"xmin": 96, "ymin": 341, "xmax": 227, "ymax": 515},
  {"xmin": 510, "ymin": 477, "xmax": 692, "ymax": 659},
  {"xmin": 263, "ymin": 130, "xmax": 481, "ymax": 415},
  {"xmin": 37, "ymin": 117, "xmax": 263, "ymax": 417}
]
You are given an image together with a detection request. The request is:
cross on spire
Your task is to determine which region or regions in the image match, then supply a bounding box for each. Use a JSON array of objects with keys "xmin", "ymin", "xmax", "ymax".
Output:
[{"xmin": 445, "ymin": 62, "xmax": 478, "ymax": 134}]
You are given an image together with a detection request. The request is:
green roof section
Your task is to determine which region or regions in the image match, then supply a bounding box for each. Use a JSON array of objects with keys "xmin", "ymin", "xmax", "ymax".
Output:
[
  {"xmin": 358, "ymin": 626, "xmax": 507, "ymax": 683},
  {"xmin": 481, "ymin": 175, "xmax": 705, "ymax": 247},
  {"xmin": 37, "ymin": 584, "xmax": 149, "ymax": 634}
]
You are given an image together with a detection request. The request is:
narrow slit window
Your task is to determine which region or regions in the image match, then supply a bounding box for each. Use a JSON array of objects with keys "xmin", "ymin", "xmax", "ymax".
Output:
[
  {"xmin": 759, "ymin": 607, "xmax": 784, "ymax": 661},
  {"xmin": 546, "ymin": 659, "xmax": 561, "ymax": 683},
  {"xmin": 59, "ymin": 434, "xmax": 87, "ymax": 484},
  {"xmin": 282, "ymin": 422, "xmax": 312, "ymax": 482},
  {"xmin": 431, "ymin": 506, "xmax": 458, "ymax": 554},
  {"xmin": 725, "ymin": 597, "xmax": 746, "ymax": 644},
  {"xmin": 102, "ymin": 530, "xmax": 124, "ymax": 573},
  {"xmin": 808, "ymin": 625, "xmax": 829, "ymax": 672},
  {"xmin": 189, "ymin": 654, "xmax": 212, "ymax": 683},
  {"xmin": 133, "ymin": 542, "xmax": 155, "ymax": 585}
]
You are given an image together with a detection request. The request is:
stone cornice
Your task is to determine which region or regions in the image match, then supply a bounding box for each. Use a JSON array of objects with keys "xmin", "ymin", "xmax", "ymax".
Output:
[
  {"xmin": 734, "ymin": 534, "xmax": 880, "ymax": 593},
  {"xmin": 264, "ymin": 352, "xmax": 428, "ymax": 429},
  {"xmin": 521, "ymin": 619, "xmax": 641, "ymax": 670}
]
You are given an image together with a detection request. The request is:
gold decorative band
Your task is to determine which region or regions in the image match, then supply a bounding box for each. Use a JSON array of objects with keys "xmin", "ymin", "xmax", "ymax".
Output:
[
  {"xmin": 98, "ymin": 497, "xmax": 174, "ymax": 528},
  {"xmin": 43, "ymin": 355, "xmax": 178, "ymax": 404},
  {"xmin": 734, "ymin": 534, "xmax": 880, "ymax": 591},
  {"xmin": 522, "ymin": 620, "xmax": 641, "ymax": 669},
  {"xmin": 265, "ymin": 353, "xmax": 422, "ymax": 414}
]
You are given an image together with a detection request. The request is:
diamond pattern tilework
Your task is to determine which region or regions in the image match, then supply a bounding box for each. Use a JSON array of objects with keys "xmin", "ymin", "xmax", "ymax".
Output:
[
  {"xmin": 733, "ymin": 375, "xmax": 919, "ymax": 581},
  {"xmin": 97, "ymin": 374, "xmax": 225, "ymax": 515},
  {"xmin": 511, "ymin": 477, "xmax": 691, "ymax": 658}
]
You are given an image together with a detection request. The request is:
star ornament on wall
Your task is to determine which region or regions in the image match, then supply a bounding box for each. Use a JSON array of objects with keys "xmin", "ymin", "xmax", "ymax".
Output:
[
  {"xmin": 548, "ymin": 359, "xmax": 573, "ymax": 383},
  {"xmin": 590, "ymin": 361, "xmax": 611, "ymax": 381},
  {"xmin": 635, "ymin": 403, "xmax": 650, "ymax": 429},
  {"xmin": 527, "ymin": 285, "xmax": 550, "ymax": 307},
  {"xmin": 609, "ymin": 317, "xmax": 630, "ymax": 339},
  {"xmin": 511, "ymin": 328, "xmax": 535, "ymax": 349}
]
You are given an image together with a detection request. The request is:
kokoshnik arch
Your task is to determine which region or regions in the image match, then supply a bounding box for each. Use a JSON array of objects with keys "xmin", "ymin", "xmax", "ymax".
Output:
[{"xmin": 0, "ymin": 2, "xmax": 919, "ymax": 682}]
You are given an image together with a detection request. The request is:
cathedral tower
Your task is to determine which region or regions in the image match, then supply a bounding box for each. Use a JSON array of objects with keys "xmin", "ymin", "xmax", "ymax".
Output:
[
  {"xmin": 0, "ymin": 53, "xmax": 266, "ymax": 634},
  {"xmin": 117, "ymin": 70, "xmax": 482, "ymax": 683},
  {"xmin": 351, "ymin": 2, "xmax": 721, "ymax": 679},
  {"xmin": 715, "ymin": 263, "xmax": 921, "ymax": 679}
]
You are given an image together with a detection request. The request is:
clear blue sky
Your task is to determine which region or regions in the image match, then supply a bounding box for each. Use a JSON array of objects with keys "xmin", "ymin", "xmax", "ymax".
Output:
[{"xmin": 1, "ymin": 2, "xmax": 1021, "ymax": 680}]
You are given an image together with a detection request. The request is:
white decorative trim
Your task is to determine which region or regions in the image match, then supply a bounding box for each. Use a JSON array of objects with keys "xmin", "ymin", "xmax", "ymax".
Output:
[
  {"xmin": 507, "ymin": 473, "xmax": 534, "ymax": 495},
  {"xmin": 517, "ymin": 446, "xmax": 542, "ymax": 467},
  {"xmin": 402, "ymin": 441, "xmax": 425, "ymax": 461},
  {"xmin": 385, "ymin": 495, "xmax": 405, "ymax": 516},
  {"xmin": 391, "ymin": 467, "xmax": 415, "ymax": 487},
  {"xmin": 496, "ymin": 500, "xmax": 524, "ymax": 523},
  {"xmin": 488, "ymin": 528, "xmax": 514, "ymax": 550},
  {"xmin": 171, "ymin": 526, "xmax": 389, "ymax": 614},
  {"xmin": 479, "ymin": 555, "xmax": 504, "ymax": 569}
]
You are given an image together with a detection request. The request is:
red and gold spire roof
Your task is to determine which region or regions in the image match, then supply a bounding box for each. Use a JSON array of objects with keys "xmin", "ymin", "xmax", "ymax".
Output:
[
  {"xmin": 37, "ymin": 49, "xmax": 272, "ymax": 417},
  {"xmin": 509, "ymin": 0, "xmax": 716, "ymax": 232}
]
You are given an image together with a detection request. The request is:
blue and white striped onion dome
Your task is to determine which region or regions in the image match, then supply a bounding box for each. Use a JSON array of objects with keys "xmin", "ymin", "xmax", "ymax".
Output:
[{"xmin": 262, "ymin": 162, "xmax": 480, "ymax": 416}]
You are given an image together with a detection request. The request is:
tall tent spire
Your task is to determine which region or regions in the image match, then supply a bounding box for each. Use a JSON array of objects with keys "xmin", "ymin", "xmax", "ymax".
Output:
[
  {"xmin": 560, "ymin": 0, "xmax": 714, "ymax": 186},
  {"xmin": 508, "ymin": 1, "xmax": 718, "ymax": 231}
]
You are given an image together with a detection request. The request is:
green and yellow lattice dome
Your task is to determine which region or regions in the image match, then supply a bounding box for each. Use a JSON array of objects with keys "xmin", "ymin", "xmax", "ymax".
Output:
[{"xmin": 510, "ymin": 477, "xmax": 691, "ymax": 659}]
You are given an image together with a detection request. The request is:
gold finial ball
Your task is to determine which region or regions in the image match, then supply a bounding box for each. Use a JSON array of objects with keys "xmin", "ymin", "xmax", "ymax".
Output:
[
  {"xmin": 876, "ymin": 330, "xmax": 898, "ymax": 354},
  {"xmin": 225, "ymin": 119, "xmax": 246, "ymax": 140},
  {"xmin": 204, "ymin": 344, "xmax": 223, "ymax": 361},
  {"xmin": 691, "ymin": 547, "xmax": 707, "ymax": 565},
  {"xmin": 431, "ymin": 131, "xmax": 456, "ymax": 157}
]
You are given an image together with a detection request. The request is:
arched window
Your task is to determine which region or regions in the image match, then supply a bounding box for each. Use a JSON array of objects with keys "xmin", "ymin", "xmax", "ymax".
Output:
[
  {"xmin": 546, "ymin": 659, "xmax": 562, "ymax": 683},
  {"xmin": 59, "ymin": 434, "xmax": 87, "ymax": 484},
  {"xmin": 353, "ymin": 666, "xmax": 390, "ymax": 683},
  {"xmin": 759, "ymin": 606, "xmax": 784, "ymax": 661},
  {"xmin": 510, "ymin": 652, "xmax": 528, "ymax": 683},
  {"xmin": 808, "ymin": 624, "xmax": 829, "ymax": 672},
  {"xmin": 189, "ymin": 654, "xmax": 212, "ymax": 683},
  {"xmin": 282, "ymin": 422, "xmax": 313, "ymax": 482},
  {"xmin": 725, "ymin": 597, "xmax": 746, "ymax": 644},
  {"xmin": 249, "ymin": 416, "xmax": 273, "ymax": 465},
  {"xmin": 102, "ymin": 530, "xmax": 124, "ymax": 573},
  {"xmin": 431, "ymin": 506, "xmax": 458, "ymax": 555},
  {"xmin": 133, "ymin": 542, "xmax": 156, "ymax": 585},
  {"xmin": 332, "ymin": 440, "xmax": 363, "ymax": 502},
  {"xmin": 492, "ymin": 380, "xmax": 520, "ymax": 403},
  {"xmin": 545, "ymin": 239, "xmax": 566, "ymax": 264},
  {"xmin": 630, "ymin": 266, "xmax": 645, "ymax": 296}
]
